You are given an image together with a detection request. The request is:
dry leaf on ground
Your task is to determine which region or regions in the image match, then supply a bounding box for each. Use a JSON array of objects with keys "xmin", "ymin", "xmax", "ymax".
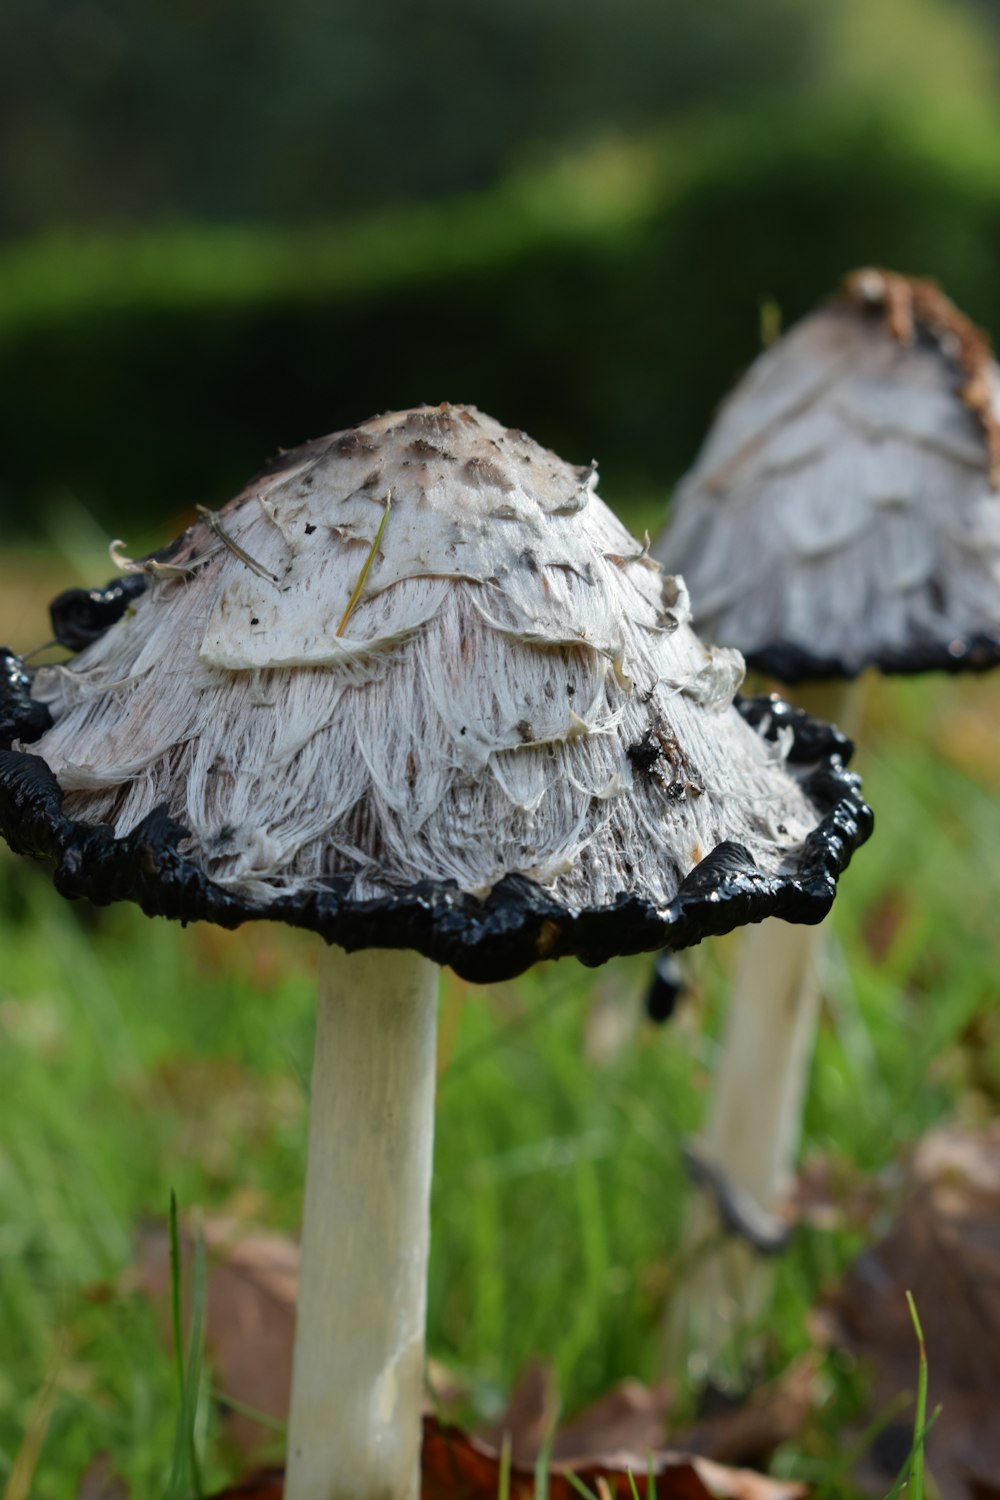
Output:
[
  {"xmin": 136, "ymin": 1219, "xmax": 298, "ymax": 1459},
  {"xmin": 206, "ymin": 1470, "xmax": 284, "ymax": 1499},
  {"xmin": 791, "ymin": 1152, "xmax": 894, "ymax": 1236},
  {"xmin": 137, "ymin": 1223, "xmax": 808, "ymax": 1497},
  {"xmin": 670, "ymin": 1354, "xmax": 817, "ymax": 1467},
  {"xmin": 205, "ymin": 1416, "xmax": 807, "ymax": 1499},
  {"xmin": 136, "ymin": 1219, "xmax": 468, "ymax": 1456},
  {"xmin": 422, "ymin": 1416, "xmax": 807, "ymax": 1500},
  {"xmin": 829, "ymin": 1122, "xmax": 1000, "ymax": 1498},
  {"xmin": 481, "ymin": 1360, "xmax": 672, "ymax": 1466},
  {"xmin": 75, "ymin": 1455, "xmax": 129, "ymax": 1500}
]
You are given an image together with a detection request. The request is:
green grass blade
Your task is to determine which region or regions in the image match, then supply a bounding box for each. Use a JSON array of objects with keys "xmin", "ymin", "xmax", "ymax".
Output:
[
  {"xmin": 906, "ymin": 1291, "xmax": 927, "ymax": 1500},
  {"xmin": 184, "ymin": 1219, "xmax": 207, "ymax": 1498},
  {"xmin": 168, "ymin": 1191, "xmax": 185, "ymax": 1408},
  {"xmin": 534, "ymin": 1423, "xmax": 555, "ymax": 1500},
  {"xmin": 2, "ymin": 1335, "xmax": 63, "ymax": 1500},
  {"xmin": 563, "ymin": 1472, "xmax": 600, "ymax": 1500},
  {"xmin": 882, "ymin": 1292, "xmax": 939, "ymax": 1500},
  {"xmin": 164, "ymin": 1203, "xmax": 207, "ymax": 1500},
  {"xmin": 209, "ymin": 1386, "xmax": 286, "ymax": 1435},
  {"xmin": 498, "ymin": 1432, "xmax": 512, "ymax": 1500},
  {"xmin": 335, "ymin": 492, "xmax": 391, "ymax": 636},
  {"xmin": 815, "ymin": 1391, "xmax": 910, "ymax": 1497}
]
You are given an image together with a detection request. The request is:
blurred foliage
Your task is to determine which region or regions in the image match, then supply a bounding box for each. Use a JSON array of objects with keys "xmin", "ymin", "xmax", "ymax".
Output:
[
  {"xmin": 0, "ymin": 0, "xmax": 822, "ymax": 235},
  {"xmin": 6, "ymin": 100, "xmax": 1000, "ymax": 541},
  {"xmin": 2, "ymin": 0, "xmax": 1000, "ymax": 543}
]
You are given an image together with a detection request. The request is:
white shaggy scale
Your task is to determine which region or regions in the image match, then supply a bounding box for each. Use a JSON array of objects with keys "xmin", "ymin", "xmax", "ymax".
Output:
[{"xmin": 27, "ymin": 405, "xmax": 821, "ymax": 912}]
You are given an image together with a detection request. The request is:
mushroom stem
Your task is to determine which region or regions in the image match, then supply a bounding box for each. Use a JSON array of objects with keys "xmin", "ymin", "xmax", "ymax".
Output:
[
  {"xmin": 666, "ymin": 918, "xmax": 824, "ymax": 1375},
  {"xmin": 285, "ymin": 945, "xmax": 440, "ymax": 1500},
  {"xmin": 667, "ymin": 679, "xmax": 861, "ymax": 1379}
]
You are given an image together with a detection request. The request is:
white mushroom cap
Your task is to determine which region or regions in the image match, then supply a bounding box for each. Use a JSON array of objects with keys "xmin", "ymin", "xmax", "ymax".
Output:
[
  {"xmin": 5, "ymin": 406, "xmax": 870, "ymax": 977},
  {"xmin": 657, "ymin": 270, "xmax": 1000, "ymax": 681}
]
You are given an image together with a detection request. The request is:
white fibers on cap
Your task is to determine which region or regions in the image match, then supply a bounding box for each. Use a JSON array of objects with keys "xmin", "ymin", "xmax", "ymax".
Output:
[{"xmin": 27, "ymin": 405, "xmax": 820, "ymax": 910}]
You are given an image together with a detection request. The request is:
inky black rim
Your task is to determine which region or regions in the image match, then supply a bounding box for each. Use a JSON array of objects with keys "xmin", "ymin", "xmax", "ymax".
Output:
[
  {"xmin": 0, "ymin": 648, "xmax": 872, "ymax": 983},
  {"xmin": 746, "ymin": 632, "xmax": 1000, "ymax": 686}
]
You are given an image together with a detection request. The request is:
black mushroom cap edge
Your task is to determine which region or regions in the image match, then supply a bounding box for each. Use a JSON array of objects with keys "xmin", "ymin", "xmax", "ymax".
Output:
[
  {"xmin": 0, "ymin": 644, "xmax": 872, "ymax": 985},
  {"xmin": 747, "ymin": 632, "xmax": 1000, "ymax": 687}
]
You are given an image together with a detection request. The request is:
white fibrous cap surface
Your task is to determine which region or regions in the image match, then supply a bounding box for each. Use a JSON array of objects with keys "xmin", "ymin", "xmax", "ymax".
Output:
[
  {"xmin": 657, "ymin": 274, "xmax": 1000, "ymax": 675},
  {"xmin": 28, "ymin": 405, "xmax": 821, "ymax": 910}
]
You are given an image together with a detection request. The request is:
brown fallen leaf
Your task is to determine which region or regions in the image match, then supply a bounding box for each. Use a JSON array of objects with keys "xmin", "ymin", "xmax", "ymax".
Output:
[
  {"xmin": 482, "ymin": 1361, "xmax": 673, "ymax": 1467},
  {"xmin": 136, "ymin": 1219, "xmax": 469, "ymax": 1455},
  {"xmin": 206, "ymin": 1470, "xmax": 284, "ymax": 1499},
  {"xmin": 480, "ymin": 1361, "xmax": 559, "ymax": 1463},
  {"xmin": 422, "ymin": 1417, "xmax": 807, "ymax": 1500},
  {"xmin": 551, "ymin": 1376, "xmax": 674, "ymax": 1466},
  {"xmin": 135, "ymin": 1222, "xmax": 808, "ymax": 1496},
  {"xmin": 829, "ymin": 1122, "xmax": 1000, "ymax": 1498},
  {"xmin": 790, "ymin": 1152, "xmax": 895, "ymax": 1236},
  {"xmin": 136, "ymin": 1219, "xmax": 297, "ymax": 1460},
  {"xmin": 204, "ymin": 1416, "xmax": 807, "ymax": 1499},
  {"xmin": 670, "ymin": 1354, "xmax": 817, "ymax": 1467},
  {"xmin": 76, "ymin": 1455, "xmax": 129, "ymax": 1500},
  {"xmin": 859, "ymin": 889, "xmax": 909, "ymax": 965}
]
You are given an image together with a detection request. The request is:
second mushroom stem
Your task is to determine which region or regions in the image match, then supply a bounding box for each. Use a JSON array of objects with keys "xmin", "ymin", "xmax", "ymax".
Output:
[
  {"xmin": 285, "ymin": 943, "xmax": 440, "ymax": 1500},
  {"xmin": 667, "ymin": 678, "xmax": 862, "ymax": 1380},
  {"xmin": 666, "ymin": 916, "xmax": 825, "ymax": 1376}
]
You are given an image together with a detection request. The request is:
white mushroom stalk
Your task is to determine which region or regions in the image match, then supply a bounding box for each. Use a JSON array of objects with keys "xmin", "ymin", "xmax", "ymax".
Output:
[
  {"xmin": 6, "ymin": 405, "xmax": 869, "ymax": 1499},
  {"xmin": 287, "ymin": 946, "xmax": 438, "ymax": 1500},
  {"xmin": 667, "ymin": 919, "xmax": 823, "ymax": 1376}
]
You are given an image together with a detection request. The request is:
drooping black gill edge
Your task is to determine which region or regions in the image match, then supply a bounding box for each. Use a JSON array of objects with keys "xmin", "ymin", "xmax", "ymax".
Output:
[
  {"xmin": 0, "ymin": 655, "xmax": 872, "ymax": 984},
  {"xmin": 0, "ymin": 651, "xmax": 51, "ymax": 744},
  {"xmin": 49, "ymin": 536, "xmax": 188, "ymax": 652},
  {"xmin": 746, "ymin": 631, "xmax": 1000, "ymax": 685},
  {"xmin": 49, "ymin": 575, "xmax": 149, "ymax": 651}
]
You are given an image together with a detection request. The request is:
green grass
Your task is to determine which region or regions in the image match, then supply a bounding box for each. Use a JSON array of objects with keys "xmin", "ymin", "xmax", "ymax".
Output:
[{"xmin": 0, "ymin": 667, "xmax": 997, "ymax": 1496}]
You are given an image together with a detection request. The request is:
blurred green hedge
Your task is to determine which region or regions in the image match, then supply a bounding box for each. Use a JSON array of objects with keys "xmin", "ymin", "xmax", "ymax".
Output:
[{"xmin": 3, "ymin": 103, "xmax": 1000, "ymax": 540}]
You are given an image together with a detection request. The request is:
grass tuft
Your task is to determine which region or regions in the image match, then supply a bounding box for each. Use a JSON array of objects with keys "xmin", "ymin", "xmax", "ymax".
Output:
[
  {"xmin": 881, "ymin": 1292, "xmax": 940, "ymax": 1500},
  {"xmin": 164, "ymin": 1196, "xmax": 206, "ymax": 1500}
]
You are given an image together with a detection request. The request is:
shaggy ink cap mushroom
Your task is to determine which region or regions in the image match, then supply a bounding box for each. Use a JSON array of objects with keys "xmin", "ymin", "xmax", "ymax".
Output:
[
  {"xmin": 657, "ymin": 268, "xmax": 1000, "ymax": 684},
  {"xmin": 0, "ymin": 404, "xmax": 872, "ymax": 1500},
  {"xmin": 0, "ymin": 404, "xmax": 871, "ymax": 982}
]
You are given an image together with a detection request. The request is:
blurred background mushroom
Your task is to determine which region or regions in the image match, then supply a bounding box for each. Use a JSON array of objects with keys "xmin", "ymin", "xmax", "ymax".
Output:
[{"xmin": 656, "ymin": 267, "xmax": 1000, "ymax": 1380}]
